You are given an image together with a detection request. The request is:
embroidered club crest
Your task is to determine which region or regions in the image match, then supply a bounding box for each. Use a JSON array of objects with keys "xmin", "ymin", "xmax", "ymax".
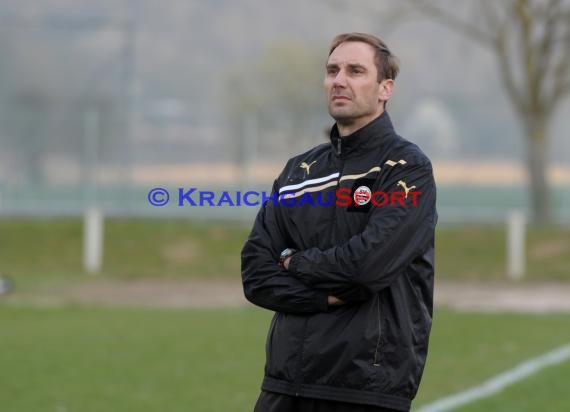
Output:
[{"xmin": 353, "ymin": 186, "xmax": 372, "ymax": 206}]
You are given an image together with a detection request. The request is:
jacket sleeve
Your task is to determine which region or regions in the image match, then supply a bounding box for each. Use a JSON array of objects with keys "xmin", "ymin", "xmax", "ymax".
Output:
[
  {"xmin": 288, "ymin": 160, "xmax": 437, "ymax": 294},
  {"xmin": 241, "ymin": 180, "xmax": 329, "ymax": 314}
]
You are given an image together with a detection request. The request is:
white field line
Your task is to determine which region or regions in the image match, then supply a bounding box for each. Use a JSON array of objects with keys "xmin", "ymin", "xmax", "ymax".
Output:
[{"xmin": 415, "ymin": 343, "xmax": 570, "ymax": 412}]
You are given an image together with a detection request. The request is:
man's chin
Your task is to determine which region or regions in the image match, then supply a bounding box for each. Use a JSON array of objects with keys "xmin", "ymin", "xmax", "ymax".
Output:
[{"xmin": 328, "ymin": 108, "xmax": 355, "ymax": 120}]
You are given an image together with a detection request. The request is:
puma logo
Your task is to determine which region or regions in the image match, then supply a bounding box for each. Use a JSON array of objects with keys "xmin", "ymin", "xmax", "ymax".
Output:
[
  {"xmin": 397, "ymin": 180, "xmax": 416, "ymax": 198},
  {"xmin": 300, "ymin": 161, "xmax": 317, "ymax": 175}
]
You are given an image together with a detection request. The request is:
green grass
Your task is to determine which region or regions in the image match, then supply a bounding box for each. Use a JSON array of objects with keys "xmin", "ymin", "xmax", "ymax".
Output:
[
  {"xmin": 0, "ymin": 306, "xmax": 569, "ymax": 412},
  {"xmin": 416, "ymin": 312, "xmax": 570, "ymax": 406},
  {"xmin": 435, "ymin": 224, "xmax": 570, "ymax": 281},
  {"xmin": 0, "ymin": 218, "xmax": 568, "ymax": 283},
  {"xmin": 0, "ymin": 218, "xmax": 251, "ymax": 280},
  {"xmin": 455, "ymin": 360, "xmax": 570, "ymax": 412},
  {"xmin": 0, "ymin": 306, "xmax": 270, "ymax": 412},
  {"xmin": 1, "ymin": 218, "xmax": 568, "ymax": 411}
]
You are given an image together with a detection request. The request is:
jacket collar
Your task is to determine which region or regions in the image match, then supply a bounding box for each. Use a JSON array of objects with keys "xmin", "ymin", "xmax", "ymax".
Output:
[{"xmin": 329, "ymin": 111, "xmax": 395, "ymax": 158}]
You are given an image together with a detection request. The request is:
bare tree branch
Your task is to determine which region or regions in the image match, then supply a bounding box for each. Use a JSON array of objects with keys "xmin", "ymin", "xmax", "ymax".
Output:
[
  {"xmin": 494, "ymin": 26, "xmax": 526, "ymax": 114},
  {"xmin": 543, "ymin": 1, "xmax": 570, "ymax": 108},
  {"xmin": 534, "ymin": 0, "xmax": 562, "ymax": 21},
  {"xmin": 403, "ymin": 0, "xmax": 570, "ymax": 115},
  {"xmin": 536, "ymin": 1, "xmax": 559, "ymax": 62},
  {"xmin": 406, "ymin": 0, "xmax": 496, "ymax": 46},
  {"xmin": 515, "ymin": 0, "xmax": 542, "ymax": 112},
  {"xmin": 534, "ymin": 0, "xmax": 563, "ymax": 106},
  {"xmin": 396, "ymin": 0, "xmax": 570, "ymax": 222},
  {"xmin": 550, "ymin": 17, "xmax": 570, "ymax": 108}
]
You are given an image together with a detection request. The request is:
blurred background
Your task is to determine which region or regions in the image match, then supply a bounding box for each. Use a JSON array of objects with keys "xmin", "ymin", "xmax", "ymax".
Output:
[
  {"xmin": 0, "ymin": 0, "xmax": 569, "ymax": 221},
  {"xmin": 0, "ymin": 1, "xmax": 569, "ymax": 411}
]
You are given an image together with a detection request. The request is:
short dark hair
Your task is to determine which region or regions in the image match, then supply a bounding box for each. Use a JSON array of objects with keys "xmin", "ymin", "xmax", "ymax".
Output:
[{"xmin": 329, "ymin": 33, "xmax": 399, "ymax": 82}]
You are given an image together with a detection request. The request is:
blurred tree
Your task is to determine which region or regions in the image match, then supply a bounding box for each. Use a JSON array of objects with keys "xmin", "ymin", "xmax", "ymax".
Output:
[
  {"xmin": 406, "ymin": 0, "xmax": 570, "ymax": 223},
  {"xmin": 223, "ymin": 40, "xmax": 326, "ymax": 166}
]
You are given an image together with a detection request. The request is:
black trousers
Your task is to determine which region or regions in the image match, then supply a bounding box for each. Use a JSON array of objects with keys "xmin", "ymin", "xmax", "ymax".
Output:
[{"xmin": 253, "ymin": 391, "xmax": 403, "ymax": 412}]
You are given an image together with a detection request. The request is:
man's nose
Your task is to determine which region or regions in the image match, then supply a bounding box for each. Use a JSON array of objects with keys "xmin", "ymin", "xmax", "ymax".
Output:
[{"xmin": 332, "ymin": 70, "xmax": 347, "ymax": 87}]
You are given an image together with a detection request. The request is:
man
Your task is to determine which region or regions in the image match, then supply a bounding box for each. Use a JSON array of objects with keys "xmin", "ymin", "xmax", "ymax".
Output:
[{"xmin": 241, "ymin": 33, "xmax": 437, "ymax": 412}]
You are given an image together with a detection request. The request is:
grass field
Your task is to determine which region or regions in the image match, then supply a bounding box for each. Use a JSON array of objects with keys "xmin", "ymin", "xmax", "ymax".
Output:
[
  {"xmin": 0, "ymin": 306, "xmax": 569, "ymax": 412},
  {"xmin": 0, "ymin": 218, "xmax": 568, "ymax": 282},
  {"xmin": 455, "ymin": 359, "xmax": 570, "ymax": 412},
  {"xmin": 1, "ymin": 218, "xmax": 569, "ymax": 411}
]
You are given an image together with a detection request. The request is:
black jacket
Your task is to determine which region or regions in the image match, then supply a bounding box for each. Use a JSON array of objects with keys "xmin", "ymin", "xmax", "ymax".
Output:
[{"xmin": 241, "ymin": 112, "xmax": 437, "ymax": 411}]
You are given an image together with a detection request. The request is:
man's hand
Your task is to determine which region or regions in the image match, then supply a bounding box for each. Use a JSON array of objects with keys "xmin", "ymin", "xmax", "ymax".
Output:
[
  {"xmin": 283, "ymin": 256, "xmax": 344, "ymax": 306},
  {"xmin": 327, "ymin": 295, "xmax": 346, "ymax": 306},
  {"xmin": 281, "ymin": 254, "xmax": 345, "ymax": 307}
]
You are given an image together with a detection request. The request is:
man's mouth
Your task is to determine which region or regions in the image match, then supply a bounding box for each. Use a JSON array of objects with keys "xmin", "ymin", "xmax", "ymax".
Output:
[{"xmin": 332, "ymin": 95, "xmax": 351, "ymax": 101}]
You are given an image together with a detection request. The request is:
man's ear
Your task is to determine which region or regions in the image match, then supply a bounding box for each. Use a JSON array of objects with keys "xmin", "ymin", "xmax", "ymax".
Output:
[{"xmin": 378, "ymin": 79, "xmax": 394, "ymax": 103}]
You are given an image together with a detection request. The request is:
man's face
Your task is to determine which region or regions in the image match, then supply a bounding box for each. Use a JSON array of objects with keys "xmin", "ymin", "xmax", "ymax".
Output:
[{"xmin": 325, "ymin": 41, "xmax": 387, "ymax": 130}]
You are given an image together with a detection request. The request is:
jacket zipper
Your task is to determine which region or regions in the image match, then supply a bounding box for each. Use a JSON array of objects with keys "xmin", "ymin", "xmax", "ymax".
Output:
[
  {"xmin": 336, "ymin": 136, "xmax": 383, "ymax": 366},
  {"xmin": 330, "ymin": 144, "xmax": 345, "ymax": 240},
  {"xmin": 373, "ymin": 297, "xmax": 382, "ymax": 366},
  {"xmin": 293, "ymin": 137, "xmax": 343, "ymax": 396}
]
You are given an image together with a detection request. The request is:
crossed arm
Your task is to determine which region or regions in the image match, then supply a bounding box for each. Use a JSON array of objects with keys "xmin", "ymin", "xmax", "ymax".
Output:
[
  {"xmin": 240, "ymin": 186, "xmax": 331, "ymax": 314},
  {"xmin": 280, "ymin": 257, "xmax": 345, "ymax": 306},
  {"xmin": 241, "ymin": 162, "xmax": 436, "ymax": 315}
]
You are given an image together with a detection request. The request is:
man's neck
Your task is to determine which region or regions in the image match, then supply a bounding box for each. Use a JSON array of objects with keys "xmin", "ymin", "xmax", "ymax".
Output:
[{"xmin": 337, "ymin": 108, "xmax": 384, "ymax": 137}]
